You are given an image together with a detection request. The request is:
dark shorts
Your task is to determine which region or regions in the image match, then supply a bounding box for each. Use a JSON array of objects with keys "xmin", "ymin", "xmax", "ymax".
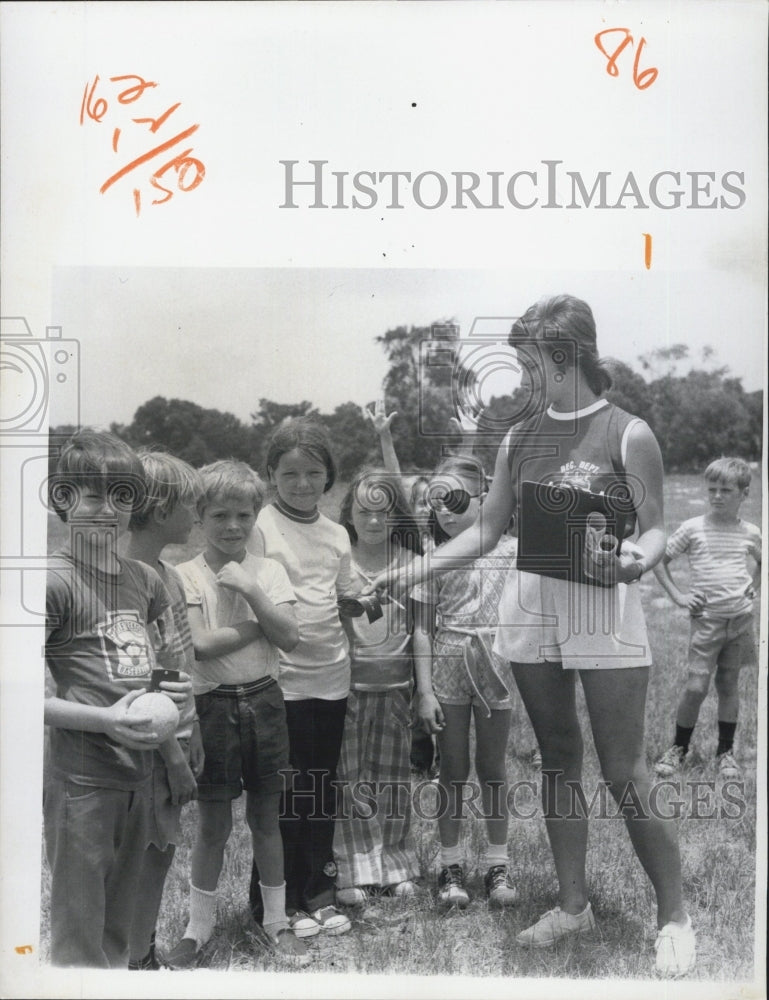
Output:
[{"xmin": 195, "ymin": 678, "xmax": 289, "ymax": 801}]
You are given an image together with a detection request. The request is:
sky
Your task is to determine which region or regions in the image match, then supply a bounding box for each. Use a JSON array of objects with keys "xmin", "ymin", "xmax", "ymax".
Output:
[{"xmin": 51, "ymin": 263, "xmax": 765, "ymax": 430}]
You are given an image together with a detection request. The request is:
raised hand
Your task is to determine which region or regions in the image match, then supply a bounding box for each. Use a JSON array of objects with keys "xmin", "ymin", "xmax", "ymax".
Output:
[{"xmin": 363, "ymin": 398, "xmax": 397, "ymax": 435}]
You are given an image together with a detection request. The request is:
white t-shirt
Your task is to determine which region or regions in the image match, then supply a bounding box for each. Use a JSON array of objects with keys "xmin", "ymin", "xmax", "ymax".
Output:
[
  {"xmin": 176, "ymin": 552, "xmax": 295, "ymax": 694},
  {"xmin": 253, "ymin": 503, "xmax": 353, "ymax": 700}
]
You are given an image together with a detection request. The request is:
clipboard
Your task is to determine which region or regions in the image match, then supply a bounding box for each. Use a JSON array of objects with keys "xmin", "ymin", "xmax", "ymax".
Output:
[{"xmin": 516, "ymin": 480, "xmax": 631, "ymax": 587}]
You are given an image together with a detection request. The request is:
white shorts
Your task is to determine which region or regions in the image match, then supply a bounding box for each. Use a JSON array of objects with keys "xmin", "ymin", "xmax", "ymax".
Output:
[{"xmin": 493, "ymin": 570, "xmax": 652, "ymax": 670}]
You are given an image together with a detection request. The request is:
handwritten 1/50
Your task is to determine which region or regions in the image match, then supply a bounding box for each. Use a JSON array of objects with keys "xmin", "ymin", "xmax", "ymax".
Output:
[{"xmin": 80, "ymin": 74, "xmax": 205, "ymax": 217}]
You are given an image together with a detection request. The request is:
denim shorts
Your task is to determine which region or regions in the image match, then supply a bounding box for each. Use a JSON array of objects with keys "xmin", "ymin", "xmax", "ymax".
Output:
[
  {"xmin": 687, "ymin": 610, "xmax": 756, "ymax": 679},
  {"xmin": 195, "ymin": 678, "xmax": 289, "ymax": 801}
]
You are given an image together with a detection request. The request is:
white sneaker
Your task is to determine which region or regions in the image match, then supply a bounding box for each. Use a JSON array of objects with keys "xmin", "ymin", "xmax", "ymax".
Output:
[
  {"xmin": 655, "ymin": 915, "xmax": 696, "ymax": 976},
  {"xmin": 515, "ymin": 903, "xmax": 596, "ymax": 947},
  {"xmin": 310, "ymin": 904, "xmax": 352, "ymax": 936},
  {"xmin": 388, "ymin": 880, "xmax": 417, "ymax": 898},
  {"xmin": 716, "ymin": 750, "xmax": 741, "ymax": 780},
  {"xmin": 287, "ymin": 910, "xmax": 320, "ymax": 938},
  {"xmin": 436, "ymin": 864, "xmax": 470, "ymax": 908},
  {"xmin": 654, "ymin": 745, "xmax": 688, "ymax": 778},
  {"xmin": 484, "ymin": 864, "xmax": 518, "ymax": 908},
  {"xmin": 336, "ymin": 886, "xmax": 370, "ymax": 906}
]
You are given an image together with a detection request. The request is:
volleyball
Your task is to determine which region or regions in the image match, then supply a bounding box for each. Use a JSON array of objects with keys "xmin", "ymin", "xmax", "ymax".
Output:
[{"xmin": 126, "ymin": 691, "xmax": 180, "ymax": 743}]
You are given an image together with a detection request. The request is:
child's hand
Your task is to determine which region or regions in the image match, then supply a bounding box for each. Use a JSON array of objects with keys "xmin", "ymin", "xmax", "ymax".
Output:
[
  {"xmin": 363, "ymin": 398, "xmax": 397, "ymax": 436},
  {"xmin": 417, "ymin": 692, "xmax": 445, "ymax": 735},
  {"xmin": 103, "ymin": 689, "xmax": 160, "ymax": 749},
  {"xmin": 681, "ymin": 589, "xmax": 705, "ymax": 614},
  {"xmin": 216, "ymin": 562, "xmax": 252, "ymax": 595},
  {"xmin": 158, "ymin": 670, "xmax": 193, "ymax": 707},
  {"xmin": 165, "ymin": 756, "xmax": 198, "ymax": 806}
]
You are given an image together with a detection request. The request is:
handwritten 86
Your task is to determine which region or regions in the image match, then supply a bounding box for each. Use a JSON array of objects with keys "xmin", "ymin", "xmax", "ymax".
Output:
[{"xmin": 595, "ymin": 28, "xmax": 658, "ymax": 91}]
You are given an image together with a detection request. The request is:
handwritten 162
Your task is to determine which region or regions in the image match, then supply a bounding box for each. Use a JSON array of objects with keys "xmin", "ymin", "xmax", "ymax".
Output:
[
  {"xmin": 594, "ymin": 28, "xmax": 658, "ymax": 90},
  {"xmin": 80, "ymin": 74, "xmax": 205, "ymax": 217}
]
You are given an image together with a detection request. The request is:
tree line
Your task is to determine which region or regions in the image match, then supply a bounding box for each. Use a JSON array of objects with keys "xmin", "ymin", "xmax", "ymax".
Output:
[{"xmin": 57, "ymin": 327, "xmax": 761, "ymax": 479}]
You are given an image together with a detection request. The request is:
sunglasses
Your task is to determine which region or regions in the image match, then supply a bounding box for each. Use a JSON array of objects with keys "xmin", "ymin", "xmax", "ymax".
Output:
[{"xmin": 428, "ymin": 487, "xmax": 482, "ymax": 515}]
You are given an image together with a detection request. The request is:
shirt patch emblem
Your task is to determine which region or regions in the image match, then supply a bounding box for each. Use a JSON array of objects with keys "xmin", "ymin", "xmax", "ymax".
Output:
[{"xmin": 96, "ymin": 610, "xmax": 155, "ymax": 681}]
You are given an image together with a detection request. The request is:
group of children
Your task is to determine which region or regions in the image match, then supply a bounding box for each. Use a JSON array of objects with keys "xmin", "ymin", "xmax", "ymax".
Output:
[{"xmin": 43, "ymin": 416, "xmax": 760, "ymax": 971}]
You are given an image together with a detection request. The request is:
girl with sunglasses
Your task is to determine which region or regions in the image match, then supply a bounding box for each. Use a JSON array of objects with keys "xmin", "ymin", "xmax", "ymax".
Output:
[{"xmin": 411, "ymin": 455, "xmax": 519, "ymax": 910}]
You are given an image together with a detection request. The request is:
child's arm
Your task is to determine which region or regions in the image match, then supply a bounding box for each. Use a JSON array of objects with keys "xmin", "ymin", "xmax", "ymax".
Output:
[
  {"xmin": 216, "ymin": 562, "xmax": 299, "ymax": 652},
  {"xmin": 412, "ymin": 600, "xmax": 445, "ymax": 734},
  {"xmin": 186, "ymin": 605, "xmax": 265, "ymax": 660},
  {"xmin": 157, "ymin": 736, "xmax": 198, "ymax": 805},
  {"xmin": 44, "ymin": 689, "xmax": 161, "ymax": 750},
  {"xmin": 746, "ymin": 537, "xmax": 762, "ymax": 598},
  {"xmin": 364, "ymin": 398, "xmax": 401, "ymax": 474},
  {"xmin": 653, "ymin": 554, "xmax": 704, "ymax": 613}
]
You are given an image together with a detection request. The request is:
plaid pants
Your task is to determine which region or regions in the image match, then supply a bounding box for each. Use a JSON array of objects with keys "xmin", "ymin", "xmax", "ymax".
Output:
[{"xmin": 333, "ymin": 687, "xmax": 420, "ymax": 889}]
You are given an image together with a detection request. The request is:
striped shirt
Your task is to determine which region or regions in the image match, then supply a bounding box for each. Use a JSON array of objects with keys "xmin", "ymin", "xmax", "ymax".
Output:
[{"xmin": 666, "ymin": 515, "xmax": 761, "ymax": 618}]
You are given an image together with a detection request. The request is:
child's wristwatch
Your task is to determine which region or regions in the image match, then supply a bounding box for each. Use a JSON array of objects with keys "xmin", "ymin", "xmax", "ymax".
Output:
[{"xmin": 628, "ymin": 559, "xmax": 646, "ymax": 583}]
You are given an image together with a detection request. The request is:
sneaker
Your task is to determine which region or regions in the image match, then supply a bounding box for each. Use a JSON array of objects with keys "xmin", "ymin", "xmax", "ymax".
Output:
[
  {"xmin": 129, "ymin": 934, "xmax": 166, "ymax": 970},
  {"xmin": 336, "ymin": 886, "xmax": 371, "ymax": 906},
  {"xmin": 484, "ymin": 864, "xmax": 517, "ymax": 908},
  {"xmin": 288, "ymin": 910, "xmax": 321, "ymax": 939},
  {"xmin": 437, "ymin": 864, "xmax": 470, "ymax": 908},
  {"xmin": 257, "ymin": 926, "xmax": 312, "ymax": 969},
  {"xmin": 388, "ymin": 880, "xmax": 417, "ymax": 898},
  {"xmin": 654, "ymin": 915, "xmax": 696, "ymax": 976},
  {"xmin": 310, "ymin": 904, "xmax": 351, "ymax": 935},
  {"xmin": 165, "ymin": 936, "xmax": 202, "ymax": 970},
  {"xmin": 654, "ymin": 745, "xmax": 688, "ymax": 778},
  {"xmin": 716, "ymin": 750, "xmax": 741, "ymax": 779},
  {"xmin": 515, "ymin": 903, "xmax": 596, "ymax": 947},
  {"xmin": 128, "ymin": 949, "xmax": 164, "ymax": 971}
]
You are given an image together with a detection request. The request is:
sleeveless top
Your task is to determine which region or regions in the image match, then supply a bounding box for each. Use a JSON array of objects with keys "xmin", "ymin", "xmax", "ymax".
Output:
[{"xmin": 494, "ymin": 399, "xmax": 652, "ymax": 670}]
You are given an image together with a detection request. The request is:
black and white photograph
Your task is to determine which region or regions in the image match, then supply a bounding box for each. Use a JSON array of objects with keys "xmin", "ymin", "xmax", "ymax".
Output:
[{"xmin": 1, "ymin": 5, "xmax": 766, "ymax": 1000}]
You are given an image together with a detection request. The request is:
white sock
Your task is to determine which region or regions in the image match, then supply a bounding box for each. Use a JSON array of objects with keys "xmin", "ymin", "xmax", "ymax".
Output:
[
  {"xmin": 483, "ymin": 842, "xmax": 509, "ymax": 869},
  {"xmin": 184, "ymin": 884, "xmax": 217, "ymax": 948},
  {"xmin": 260, "ymin": 881, "xmax": 288, "ymax": 938},
  {"xmin": 441, "ymin": 844, "xmax": 464, "ymax": 868}
]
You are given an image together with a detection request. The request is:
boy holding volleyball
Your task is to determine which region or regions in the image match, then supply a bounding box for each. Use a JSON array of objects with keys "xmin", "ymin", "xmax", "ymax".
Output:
[
  {"xmin": 44, "ymin": 430, "xmax": 184, "ymax": 967},
  {"xmin": 654, "ymin": 457, "xmax": 761, "ymax": 779}
]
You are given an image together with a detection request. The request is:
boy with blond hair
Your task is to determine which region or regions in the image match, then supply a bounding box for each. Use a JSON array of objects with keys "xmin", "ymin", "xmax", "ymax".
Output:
[
  {"xmin": 125, "ymin": 449, "xmax": 205, "ymax": 970},
  {"xmin": 654, "ymin": 457, "xmax": 761, "ymax": 779},
  {"xmin": 167, "ymin": 461, "xmax": 309, "ymax": 968}
]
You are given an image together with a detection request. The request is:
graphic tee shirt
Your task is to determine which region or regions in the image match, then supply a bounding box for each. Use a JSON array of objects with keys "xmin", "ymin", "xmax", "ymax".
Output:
[
  {"xmin": 253, "ymin": 503, "xmax": 353, "ymax": 700},
  {"xmin": 45, "ymin": 550, "xmax": 169, "ymax": 789},
  {"xmin": 666, "ymin": 515, "xmax": 761, "ymax": 618},
  {"xmin": 176, "ymin": 552, "xmax": 295, "ymax": 694}
]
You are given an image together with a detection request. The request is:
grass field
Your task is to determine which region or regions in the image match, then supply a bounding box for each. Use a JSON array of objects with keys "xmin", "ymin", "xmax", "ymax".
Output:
[{"xmin": 40, "ymin": 473, "xmax": 763, "ymax": 982}]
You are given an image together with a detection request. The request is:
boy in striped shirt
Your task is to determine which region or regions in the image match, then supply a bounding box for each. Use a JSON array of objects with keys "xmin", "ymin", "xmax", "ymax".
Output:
[{"xmin": 654, "ymin": 458, "xmax": 761, "ymax": 779}]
